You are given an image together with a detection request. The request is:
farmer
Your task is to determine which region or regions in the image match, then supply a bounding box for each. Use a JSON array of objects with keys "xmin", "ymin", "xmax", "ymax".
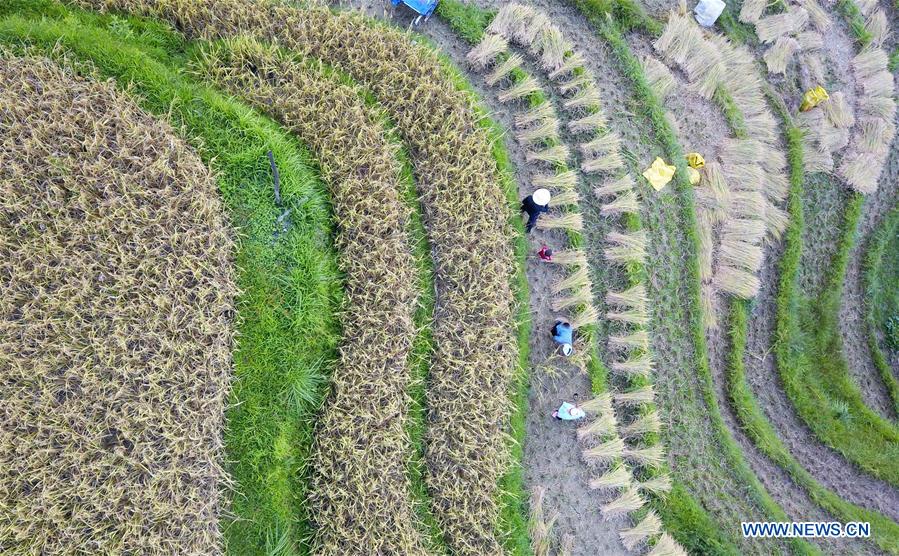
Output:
[
  {"xmin": 553, "ymin": 396, "xmax": 585, "ymax": 421},
  {"xmin": 551, "ymin": 319, "xmax": 574, "ymax": 357},
  {"xmin": 521, "ymin": 188, "xmax": 551, "ymax": 233},
  {"xmin": 537, "ymin": 244, "xmax": 553, "ymax": 262}
]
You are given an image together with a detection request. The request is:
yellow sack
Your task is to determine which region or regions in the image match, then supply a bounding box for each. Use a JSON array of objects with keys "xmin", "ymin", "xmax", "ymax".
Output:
[
  {"xmin": 643, "ymin": 157, "xmax": 677, "ymax": 191},
  {"xmin": 687, "ymin": 167, "xmax": 702, "ymax": 185},
  {"xmin": 686, "ymin": 152, "xmax": 705, "ymax": 169},
  {"xmin": 800, "ymin": 86, "xmax": 829, "ymax": 111}
]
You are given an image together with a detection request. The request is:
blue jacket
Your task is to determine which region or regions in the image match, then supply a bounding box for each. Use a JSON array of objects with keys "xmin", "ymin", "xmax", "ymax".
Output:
[{"xmin": 552, "ymin": 322, "xmax": 573, "ymax": 345}]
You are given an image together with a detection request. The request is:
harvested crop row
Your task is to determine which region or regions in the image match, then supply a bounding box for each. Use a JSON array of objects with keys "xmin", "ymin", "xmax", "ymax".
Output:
[
  {"xmin": 478, "ymin": 6, "xmax": 685, "ymax": 553},
  {"xmin": 654, "ymin": 11, "xmax": 790, "ymax": 310},
  {"xmin": 194, "ymin": 38, "xmax": 427, "ymax": 555},
  {"xmin": 0, "ymin": 53, "xmax": 235, "ymax": 554},
  {"xmin": 74, "ymin": 0, "xmax": 520, "ymax": 550}
]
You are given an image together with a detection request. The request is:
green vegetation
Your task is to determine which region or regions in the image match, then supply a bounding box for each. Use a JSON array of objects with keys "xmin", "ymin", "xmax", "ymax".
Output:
[
  {"xmin": 863, "ymin": 207, "xmax": 899, "ymax": 415},
  {"xmin": 836, "ymin": 0, "xmax": 873, "ymax": 46},
  {"xmin": 592, "ymin": 12, "xmax": 817, "ymax": 556},
  {"xmin": 774, "ymin": 182, "xmax": 899, "ymax": 487},
  {"xmin": 0, "ymin": 4, "xmax": 346, "ymax": 552},
  {"xmin": 725, "ymin": 126, "xmax": 899, "ymax": 554},
  {"xmin": 570, "ymin": 0, "xmax": 663, "ymax": 35}
]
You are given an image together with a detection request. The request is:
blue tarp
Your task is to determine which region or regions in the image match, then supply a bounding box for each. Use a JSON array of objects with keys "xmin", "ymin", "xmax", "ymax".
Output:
[{"xmin": 391, "ymin": 0, "xmax": 438, "ymax": 16}]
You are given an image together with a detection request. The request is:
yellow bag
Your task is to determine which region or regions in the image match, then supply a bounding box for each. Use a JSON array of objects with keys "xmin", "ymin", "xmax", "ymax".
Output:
[
  {"xmin": 800, "ymin": 86, "xmax": 829, "ymax": 111},
  {"xmin": 688, "ymin": 167, "xmax": 702, "ymax": 185},
  {"xmin": 642, "ymin": 157, "xmax": 676, "ymax": 191},
  {"xmin": 686, "ymin": 152, "xmax": 705, "ymax": 169}
]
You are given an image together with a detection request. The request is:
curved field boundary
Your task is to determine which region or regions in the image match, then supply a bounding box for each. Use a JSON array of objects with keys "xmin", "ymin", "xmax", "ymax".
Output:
[
  {"xmin": 69, "ymin": 2, "xmax": 524, "ymax": 550},
  {"xmin": 863, "ymin": 207, "xmax": 899, "ymax": 415},
  {"xmin": 570, "ymin": 4, "xmax": 823, "ymax": 554},
  {"xmin": 0, "ymin": 52, "xmax": 234, "ymax": 553},
  {"xmin": 194, "ymin": 38, "xmax": 431, "ymax": 554},
  {"xmin": 727, "ymin": 124, "xmax": 899, "ymax": 554},
  {"xmin": 0, "ymin": 8, "xmax": 346, "ymax": 552}
]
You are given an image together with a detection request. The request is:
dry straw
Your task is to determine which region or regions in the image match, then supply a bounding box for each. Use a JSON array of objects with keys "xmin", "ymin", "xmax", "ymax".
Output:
[
  {"xmin": 582, "ymin": 151, "xmax": 625, "ymax": 173},
  {"xmin": 534, "ymin": 170, "xmax": 578, "ymax": 190},
  {"xmin": 612, "ymin": 353, "xmax": 655, "ymax": 377},
  {"xmin": 564, "ymin": 85, "xmax": 602, "ymax": 109},
  {"xmin": 866, "ymin": 10, "xmax": 888, "ymax": 47},
  {"xmin": 701, "ymin": 282, "xmax": 718, "ymax": 330},
  {"xmin": 538, "ymin": 25, "xmax": 569, "ymax": 71},
  {"xmin": 528, "ymin": 144, "xmax": 572, "ymax": 165},
  {"xmin": 649, "ymin": 533, "xmax": 690, "ymax": 556},
  {"xmin": 622, "ymin": 411, "xmax": 662, "ymax": 437},
  {"xmin": 800, "ymin": 0, "xmax": 832, "ymax": 31},
  {"xmin": 861, "ymin": 71, "xmax": 894, "ymax": 98},
  {"xmin": 577, "ymin": 412, "xmax": 619, "ymax": 439},
  {"xmin": 602, "ymin": 190, "xmax": 641, "ymax": 215},
  {"xmin": 551, "ymin": 190, "xmax": 581, "ymax": 207},
  {"xmin": 715, "ymin": 264, "xmax": 762, "ymax": 298},
  {"xmin": 549, "ymin": 51, "xmax": 586, "ymax": 79},
  {"xmin": 638, "ymin": 474, "xmax": 673, "ymax": 495},
  {"xmin": 607, "ymin": 308, "xmax": 650, "ymax": 325},
  {"xmin": 643, "ymin": 55, "xmax": 676, "ymax": 98},
  {"xmin": 595, "ymin": 175, "xmax": 635, "ymax": 197},
  {"xmin": 606, "ymin": 284, "xmax": 648, "ymax": 310},
  {"xmin": 589, "ymin": 466, "xmax": 632, "ymax": 490},
  {"xmin": 529, "ymin": 486, "xmax": 559, "ymax": 556},
  {"xmin": 582, "ymin": 437, "xmax": 625, "ymax": 463},
  {"xmin": 755, "ymin": 8, "xmax": 809, "ymax": 43},
  {"xmin": 852, "ymin": 48, "xmax": 888, "ymax": 80},
  {"xmin": 719, "ymin": 238, "xmax": 764, "ymax": 272},
  {"xmin": 552, "ymin": 266, "xmax": 591, "ymax": 294},
  {"xmin": 580, "ymin": 392, "xmax": 613, "ymax": 415},
  {"xmin": 517, "ymin": 117, "xmax": 560, "ymax": 145},
  {"xmin": 739, "ymin": 0, "xmax": 766, "ymax": 23},
  {"xmin": 855, "ymin": 0, "xmax": 878, "ymax": 15},
  {"xmin": 0, "ymin": 54, "xmax": 236, "ymax": 554},
  {"xmin": 601, "ymin": 487, "xmax": 645, "ymax": 519},
  {"xmin": 516, "ymin": 101, "xmax": 556, "ymax": 128},
  {"xmin": 839, "ymin": 152, "xmax": 882, "ymax": 194},
  {"xmin": 499, "ymin": 75, "xmax": 541, "ymax": 102},
  {"xmin": 543, "ymin": 249, "xmax": 588, "ymax": 266},
  {"xmin": 764, "ymin": 37, "xmax": 799, "ymax": 74},
  {"xmin": 569, "ymin": 111, "xmax": 608, "ymax": 134},
  {"xmin": 488, "ymin": 2, "xmax": 533, "ymax": 40},
  {"xmin": 559, "ymin": 72, "xmax": 595, "ymax": 94},
  {"xmin": 581, "ymin": 132, "xmax": 622, "ymax": 156},
  {"xmin": 487, "ymin": 53, "xmax": 524, "ymax": 86},
  {"xmin": 570, "ymin": 305, "xmax": 600, "ymax": 329},
  {"xmin": 538, "ymin": 212, "xmax": 585, "ymax": 232},
  {"xmin": 822, "ymin": 91, "xmax": 855, "ymax": 129},
  {"xmin": 552, "ymin": 285, "xmax": 593, "ymax": 311},
  {"xmin": 624, "ymin": 445, "xmax": 666, "ymax": 467},
  {"xmin": 605, "ymin": 230, "xmax": 648, "ymax": 265},
  {"xmin": 614, "ymin": 385, "xmax": 656, "ymax": 406},
  {"xmin": 796, "ymin": 31, "xmax": 823, "ymax": 52},
  {"xmin": 467, "ymin": 33, "xmax": 507, "ymax": 69},
  {"xmin": 620, "ymin": 510, "xmax": 662, "ymax": 550},
  {"xmin": 608, "ymin": 330, "xmax": 650, "ymax": 352}
]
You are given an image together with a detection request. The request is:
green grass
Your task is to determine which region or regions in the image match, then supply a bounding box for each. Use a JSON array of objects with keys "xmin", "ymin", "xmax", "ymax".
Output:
[
  {"xmin": 836, "ymin": 0, "xmax": 873, "ymax": 46},
  {"xmin": 594, "ymin": 14, "xmax": 818, "ymax": 556},
  {"xmin": 0, "ymin": 5, "xmax": 348, "ymax": 554},
  {"xmin": 889, "ymin": 49, "xmax": 899, "ymax": 72},
  {"xmin": 725, "ymin": 126, "xmax": 899, "ymax": 554},
  {"xmin": 863, "ymin": 207, "xmax": 899, "ymax": 415},
  {"xmin": 774, "ymin": 185, "xmax": 899, "ymax": 487}
]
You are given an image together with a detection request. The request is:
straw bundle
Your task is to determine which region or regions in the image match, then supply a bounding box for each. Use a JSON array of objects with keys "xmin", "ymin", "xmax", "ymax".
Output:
[
  {"xmin": 516, "ymin": 101, "xmax": 556, "ymax": 128},
  {"xmin": 614, "ymin": 386, "xmax": 655, "ymax": 406},
  {"xmin": 800, "ymin": 0, "xmax": 832, "ymax": 31},
  {"xmin": 643, "ymin": 56, "xmax": 677, "ymax": 98},
  {"xmin": 866, "ymin": 10, "xmax": 888, "ymax": 47},
  {"xmin": 517, "ymin": 117, "xmax": 561, "ymax": 145},
  {"xmin": 538, "ymin": 212, "xmax": 584, "ymax": 232},
  {"xmin": 529, "ymin": 486, "xmax": 559, "ymax": 556},
  {"xmin": 638, "ymin": 474, "xmax": 673, "ymax": 496},
  {"xmin": 601, "ymin": 190, "xmax": 641, "ymax": 215},
  {"xmin": 606, "ymin": 284, "xmax": 648, "ymax": 310},
  {"xmin": 609, "ymin": 330, "xmax": 650, "ymax": 352},
  {"xmin": 486, "ymin": 53, "xmax": 524, "ymax": 86},
  {"xmin": 538, "ymin": 25, "xmax": 569, "ymax": 71},
  {"xmin": 796, "ymin": 31, "xmax": 823, "ymax": 52},
  {"xmin": 569, "ymin": 110, "xmax": 608, "ymax": 133},
  {"xmin": 550, "ymin": 190, "xmax": 581, "ymax": 207},
  {"xmin": 607, "ymin": 308, "xmax": 650, "ymax": 326},
  {"xmin": 582, "ymin": 151, "xmax": 625, "ymax": 173},
  {"xmin": 559, "ymin": 72, "xmax": 595, "ymax": 94},
  {"xmin": 649, "ymin": 533, "xmax": 689, "ymax": 556},
  {"xmin": 595, "ymin": 175, "xmax": 635, "ymax": 197},
  {"xmin": 552, "ymin": 286, "xmax": 593, "ymax": 311},
  {"xmin": 570, "ymin": 305, "xmax": 600, "ymax": 329},
  {"xmin": 564, "ymin": 85, "xmax": 602, "ymax": 110},
  {"xmin": 620, "ymin": 510, "xmax": 662, "ymax": 550},
  {"xmin": 499, "ymin": 75, "xmax": 541, "ymax": 102},
  {"xmin": 542, "ymin": 249, "xmax": 588, "ymax": 266},
  {"xmin": 605, "ymin": 230, "xmax": 648, "ymax": 264},
  {"xmin": 527, "ymin": 145, "xmax": 571, "ymax": 165},
  {"xmin": 714, "ymin": 265, "xmax": 762, "ymax": 298},
  {"xmin": 580, "ymin": 393, "xmax": 613, "ymax": 415},
  {"xmin": 467, "ymin": 33, "xmax": 508, "ymax": 69},
  {"xmin": 755, "ymin": 8, "xmax": 809, "ymax": 43},
  {"xmin": 739, "ymin": 0, "xmax": 766, "ymax": 23},
  {"xmin": 822, "ymin": 91, "xmax": 855, "ymax": 129},
  {"xmin": 589, "ymin": 466, "xmax": 632, "ymax": 490},
  {"xmin": 852, "ymin": 48, "xmax": 888, "ymax": 79},
  {"xmin": 582, "ymin": 437, "xmax": 626, "ymax": 464},
  {"xmin": 764, "ymin": 37, "xmax": 799, "ymax": 74},
  {"xmin": 612, "ymin": 353, "xmax": 655, "ymax": 377},
  {"xmin": 621, "ymin": 411, "xmax": 662, "ymax": 437},
  {"xmin": 577, "ymin": 412, "xmax": 619, "ymax": 439},
  {"xmin": 549, "ymin": 52, "xmax": 586, "ymax": 80},
  {"xmin": 581, "ymin": 132, "xmax": 622, "ymax": 156},
  {"xmin": 601, "ymin": 487, "xmax": 645, "ymax": 519}
]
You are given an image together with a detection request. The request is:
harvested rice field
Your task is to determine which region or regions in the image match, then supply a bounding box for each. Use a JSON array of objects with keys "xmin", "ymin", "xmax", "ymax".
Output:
[{"xmin": 0, "ymin": 0, "xmax": 897, "ymax": 554}]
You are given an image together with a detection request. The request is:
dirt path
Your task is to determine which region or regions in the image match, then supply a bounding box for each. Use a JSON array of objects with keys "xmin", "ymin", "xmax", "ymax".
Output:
[
  {"xmin": 334, "ymin": 2, "xmax": 632, "ymax": 551},
  {"xmin": 840, "ymin": 141, "xmax": 899, "ymax": 422}
]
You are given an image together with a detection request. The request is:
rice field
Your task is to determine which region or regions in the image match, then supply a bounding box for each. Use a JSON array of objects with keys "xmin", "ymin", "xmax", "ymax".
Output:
[{"xmin": 1, "ymin": 0, "xmax": 898, "ymax": 554}]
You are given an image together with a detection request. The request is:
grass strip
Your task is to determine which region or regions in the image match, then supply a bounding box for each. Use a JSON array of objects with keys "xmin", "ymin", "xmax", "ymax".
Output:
[
  {"xmin": 586, "ymin": 11, "xmax": 819, "ymax": 556},
  {"xmin": 774, "ymin": 186, "xmax": 899, "ymax": 487},
  {"xmin": 836, "ymin": 0, "xmax": 873, "ymax": 47},
  {"xmin": 0, "ymin": 7, "xmax": 344, "ymax": 554},
  {"xmin": 726, "ymin": 125, "xmax": 899, "ymax": 554},
  {"xmin": 863, "ymin": 207, "xmax": 899, "ymax": 415}
]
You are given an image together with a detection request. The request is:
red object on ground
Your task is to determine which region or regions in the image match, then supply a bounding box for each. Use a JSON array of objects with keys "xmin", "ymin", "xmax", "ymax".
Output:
[{"xmin": 538, "ymin": 245, "xmax": 553, "ymax": 261}]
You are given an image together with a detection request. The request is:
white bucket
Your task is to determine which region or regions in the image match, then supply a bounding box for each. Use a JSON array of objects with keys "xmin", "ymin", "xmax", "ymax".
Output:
[{"xmin": 694, "ymin": 0, "xmax": 726, "ymax": 27}]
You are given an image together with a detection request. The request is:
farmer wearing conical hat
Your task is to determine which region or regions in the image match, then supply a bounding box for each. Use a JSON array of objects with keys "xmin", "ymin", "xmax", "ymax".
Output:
[{"xmin": 521, "ymin": 188, "xmax": 550, "ymax": 233}]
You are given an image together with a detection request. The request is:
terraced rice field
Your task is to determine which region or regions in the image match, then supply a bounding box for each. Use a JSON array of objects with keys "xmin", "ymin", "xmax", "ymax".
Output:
[{"xmin": 0, "ymin": 0, "xmax": 896, "ymax": 554}]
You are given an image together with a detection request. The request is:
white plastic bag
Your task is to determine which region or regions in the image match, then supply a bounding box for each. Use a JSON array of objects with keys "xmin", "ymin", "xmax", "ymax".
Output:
[{"xmin": 694, "ymin": 0, "xmax": 726, "ymax": 27}]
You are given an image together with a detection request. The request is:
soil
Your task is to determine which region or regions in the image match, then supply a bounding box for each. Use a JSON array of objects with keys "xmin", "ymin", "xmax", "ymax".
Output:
[{"xmin": 335, "ymin": 0, "xmax": 899, "ymax": 553}]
